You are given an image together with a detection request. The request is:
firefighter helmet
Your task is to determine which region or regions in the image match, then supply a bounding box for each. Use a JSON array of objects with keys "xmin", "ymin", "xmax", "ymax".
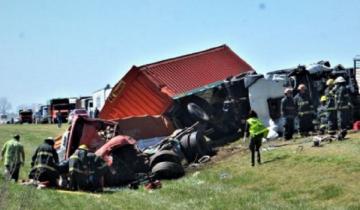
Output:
[
  {"xmin": 44, "ymin": 137, "xmax": 55, "ymax": 145},
  {"xmin": 334, "ymin": 76, "xmax": 346, "ymax": 84},
  {"xmin": 326, "ymin": 79, "xmax": 334, "ymax": 86},
  {"xmin": 79, "ymin": 144, "xmax": 89, "ymax": 150},
  {"xmin": 320, "ymin": 95, "xmax": 327, "ymax": 102}
]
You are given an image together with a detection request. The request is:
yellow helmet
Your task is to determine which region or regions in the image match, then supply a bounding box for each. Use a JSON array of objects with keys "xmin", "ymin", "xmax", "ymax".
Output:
[
  {"xmin": 79, "ymin": 144, "xmax": 88, "ymax": 150},
  {"xmin": 326, "ymin": 79, "xmax": 334, "ymax": 86},
  {"xmin": 320, "ymin": 95, "xmax": 327, "ymax": 102}
]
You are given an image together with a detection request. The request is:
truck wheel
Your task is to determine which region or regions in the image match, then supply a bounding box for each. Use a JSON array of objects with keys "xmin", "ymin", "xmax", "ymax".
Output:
[
  {"xmin": 188, "ymin": 131, "xmax": 209, "ymax": 157},
  {"xmin": 149, "ymin": 150, "xmax": 181, "ymax": 168},
  {"xmin": 180, "ymin": 133, "xmax": 195, "ymax": 162},
  {"xmin": 151, "ymin": 161, "xmax": 185, "ymax": 180}
]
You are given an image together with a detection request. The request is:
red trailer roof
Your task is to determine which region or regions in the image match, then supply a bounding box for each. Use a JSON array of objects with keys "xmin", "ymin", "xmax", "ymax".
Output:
[
  {"xmin": 100, "ymin": 44, "xmax": 254, "ymax": 120},
  {"xmin": 140, "ymin": 44, "xmax": 253, "ymax": 97}
]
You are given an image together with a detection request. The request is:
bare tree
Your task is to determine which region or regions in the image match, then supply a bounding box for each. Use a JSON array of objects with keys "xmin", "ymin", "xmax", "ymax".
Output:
[
  {"xmin": 0, "ymin": 97, "xmax": 11, "ymax": 115},
  {"xmin": 17, "ymin": 103, "xmax": 39, "ymax": 112}
]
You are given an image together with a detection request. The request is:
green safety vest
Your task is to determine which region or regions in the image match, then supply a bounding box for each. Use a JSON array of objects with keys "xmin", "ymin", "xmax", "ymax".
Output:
[
  {"xmin": 247, "ymin": 117, "xmax": 269, "ymax": 138},
  {"xmin": 1, "ymin": 139, "xmax": 25, "ymax": 166}
]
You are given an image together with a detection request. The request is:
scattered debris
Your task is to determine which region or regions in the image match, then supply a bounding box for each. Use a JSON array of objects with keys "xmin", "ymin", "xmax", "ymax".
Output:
[{"xmin": 219, "ymin": 172, "xmax": 232, "ymax": 180}]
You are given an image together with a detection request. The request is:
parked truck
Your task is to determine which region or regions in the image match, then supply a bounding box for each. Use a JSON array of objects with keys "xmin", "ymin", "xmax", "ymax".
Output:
[
  {"xmin": 0, "ymin": 114, "xmax": 7, "ymax": 124},
  {"xmin": 34, "ymin": 105, "xmax": 49, "ymax": 124},
  {"xmin": 19, "ymin": 109, "xmax": 33, "ymax": 124},
  {"xmin": 48, "ymin": 98, "xmax": 71, "ymax": 123},
  {"xmin": 75, "ymin": 96, "xmax": 93, "ymax": 116}
]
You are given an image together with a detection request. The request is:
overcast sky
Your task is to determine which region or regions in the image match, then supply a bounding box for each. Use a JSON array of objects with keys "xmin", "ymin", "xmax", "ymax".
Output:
[{"xmin": 1, "ymin": 0, "xmax": 360, "ymax": 111}]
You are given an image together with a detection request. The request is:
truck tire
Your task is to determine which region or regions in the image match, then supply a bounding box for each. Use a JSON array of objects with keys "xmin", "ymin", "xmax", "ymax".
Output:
[
  {"xmin": 180, "ymin": 133, "xmax": 195, "ymax": 162},
  {"xmin": 151, "ymin": 161, "xmax": 185, "ymax": 180},
  {"xmin": 188, "ymin": 131, "xmax": 209, "ymax": 157},
  {"xmin": 180, "ymin": 131, "xmax": 211, "ymax": 163},
  {"xmin": 150, "ymin": 150, "xmax": 181, "ymax": 168}
]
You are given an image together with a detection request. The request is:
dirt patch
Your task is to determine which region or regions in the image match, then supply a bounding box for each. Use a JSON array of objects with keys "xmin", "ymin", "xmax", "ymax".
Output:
[{"xmin": 207, "ymin": 144, "xmax": 249, "ymax": 164}]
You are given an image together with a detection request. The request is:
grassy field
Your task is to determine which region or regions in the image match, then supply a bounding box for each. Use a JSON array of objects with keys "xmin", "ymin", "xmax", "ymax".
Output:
[{"xmin": 0, "ymin": 124, "xmax": 360, "ymax": 210}]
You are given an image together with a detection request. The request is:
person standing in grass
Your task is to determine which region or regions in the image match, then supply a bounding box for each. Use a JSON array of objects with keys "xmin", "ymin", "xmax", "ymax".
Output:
[
  {"xmin": 247, "ymin": 110, "xmax": 269, "ymax": 167},
  {"xmin": 294, "ymin": 84, "xmax": 315, "ymax": 136},
  {"xmin": 56, "ymin": 110, "xmax": 62, "ymax": 128},
  {"xmin": 1, "ymin": 134, "xmax": 25, "ymax": 182},
  {"xmin": 334, "ymin": 76, "xmax": 352, "ymax": 139},
  {"xmin": 281, "ymin": 88, "xmax": 297, "ymax": 140}
]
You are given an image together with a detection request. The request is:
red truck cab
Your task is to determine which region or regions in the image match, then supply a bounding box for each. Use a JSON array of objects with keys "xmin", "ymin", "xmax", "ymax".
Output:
[{"xmin": 48, "ymin": 98, "xmax": 71, "ymax": 123}]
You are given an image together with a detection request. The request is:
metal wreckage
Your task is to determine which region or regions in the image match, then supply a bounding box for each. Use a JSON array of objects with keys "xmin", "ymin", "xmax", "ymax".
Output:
[{"xmin": 56, "ymin": 46, "xmax": 360, "ymax": 189}]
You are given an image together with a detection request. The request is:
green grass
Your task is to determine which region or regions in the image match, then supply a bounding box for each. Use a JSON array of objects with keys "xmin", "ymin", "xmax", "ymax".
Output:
[{"xmin": 1, "ymin": 124, "xmax": 360, "ymax": 210}]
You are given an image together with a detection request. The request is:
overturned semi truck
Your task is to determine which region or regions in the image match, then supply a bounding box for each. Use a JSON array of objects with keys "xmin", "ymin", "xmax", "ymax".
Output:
[
  {"xmin": 113, "ymin": 60, "xmax": 360, "ymax": 143},
  {"xmin": 100, "ymin": 44, "xmax": 360, "ymax": 141}
]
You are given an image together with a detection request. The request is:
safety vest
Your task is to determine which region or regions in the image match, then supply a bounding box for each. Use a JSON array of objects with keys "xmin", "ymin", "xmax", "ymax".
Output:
[
  {"xmin": 247, "ymin": 117, "xmax": 269, "ymax": 138},
  {"xmin": 1, "ymin": 139, "xmax": 24, "ymax": 166}
]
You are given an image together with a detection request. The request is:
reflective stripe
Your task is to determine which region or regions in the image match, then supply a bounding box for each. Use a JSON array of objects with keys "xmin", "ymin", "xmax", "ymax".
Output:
[
  {"xmin": 34, "ymin": 164, "xmax": 56, "ymax": 172},
  {"xmin": 254, "ymin": 128, "xmax": 269, "ymax": 137},
  {"xmin": 69, "ymin": 167, "xmax": 86, "ymax": 174},
  {"xmin": 37, "ymin": 151, "xmax": 53, "ymax": 157},
  {"xmin": 299, "ymin": 111, "xmax": 314, "ymax": 116},
  {"xmin": 298, "ymin": 101, "xmax": 310, "ymax": 106}
]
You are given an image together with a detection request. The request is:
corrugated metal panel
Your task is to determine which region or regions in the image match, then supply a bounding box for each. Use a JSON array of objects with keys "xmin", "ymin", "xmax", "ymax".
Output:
[
  {"xmin": 100, "ymin": 44, "xmax": 254, "ymax": 120},
  {"xmin": 100, "ymin": 68, "xmax": 173, "ymax": 120},
  {"xmin": 141, "ymin": 45, "xmax": 253, "ymax": 97}
]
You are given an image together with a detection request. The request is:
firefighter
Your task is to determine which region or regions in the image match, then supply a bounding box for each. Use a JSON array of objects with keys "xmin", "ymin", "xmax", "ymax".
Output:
[
  {"xmin": 247, "ymin": 110, "xmax": 268, "ymax": 167},
  {"xmin": 294, "ymin": 84, "xmax": 315, "ymax": 136},
  {"xmin": 324, "ymin": 79, "xmax": 335, "ymax": 96},
  {"xmin": 69, "ymin": 145, "xmax": 107, "ymax": 192},
  {"xmin": 29, "ymin": 137, "xmax": 59, "ymax": 187},
  {"xmin": 324, "ymin": 79, "xmax": 337, "ymax": 134},
  {"xmin": 280, "ymin": 88, "xmax": 296, "ymax": 140},
  {"xmin": 1, "ymin": 134, "xmax": 25, "ymax": 182},
  {"xmin": 281, "ymin": 88, "xmax": 297, "ymax": 140},
  {"xmin": 334, "ymin": 76, "xmax": 352, "ymax": 139},
  {"xmin": 317, "ymin": 96, "xmax": 328, "ymax": 135}
]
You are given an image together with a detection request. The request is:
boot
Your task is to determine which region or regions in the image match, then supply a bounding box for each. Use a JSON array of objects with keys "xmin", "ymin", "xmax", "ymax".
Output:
[{"xmin": 251, "ymin": 151, "xmax": 255, "ymax": 166}]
